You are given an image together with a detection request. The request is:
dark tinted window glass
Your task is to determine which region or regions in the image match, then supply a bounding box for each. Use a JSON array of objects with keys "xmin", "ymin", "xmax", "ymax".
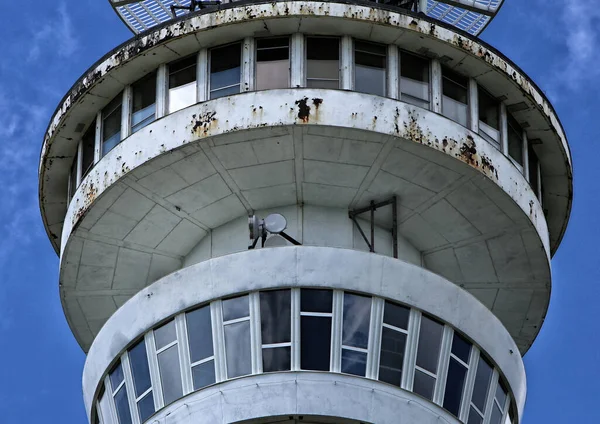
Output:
[
  {"xmin": 413, "ymin": 369, "xmax": 435, "ymax": 400},
  {"xmin": 109, "ymin": 362, "xmax": 125, "ymax": 390},
  {"xmin": 224, "ymin": 320, "xmax": 251, "ymax": 378},
  {"xmin": 114, "ymin": 386, "xmax": 132, "ymax": 424},
  {"xmin": 68, "ymin": 158, "xmax": 77, "ymax": 200},
  {"xmin": 300, "ymin": 315, "xmax": 331, "ymax": 371},
  {"xmin": 401, "ymin": 51, "xmax": 429, "ymax": 82},
  {"xmin": 186, "ymin": 305, "xmax": 213, "ymax": 363},
  {"xmin": 256, "ymin": 37, "xmax": 289, "ymax": 90},
  {"xmin": 416, "ymin": 316, "xmax": 443, "ymax": 373},
  {"xmin": 306, "ymin": 37, "xmax": 339, "ymax": 89},
  {"xmin": 154, "ymin": 320, "xmax": 176, "ymax": 350},
  {"xmin": 341, "ymin": 349, "xmax": 367, "ymax": 376},
  {"xmin": 169, "ymin": 55, "xmax": 197, "ymax": 88},
  {"xmin": 443, "ymin": 358, "xmax": 468, "ymax": 416},
  {"xmin": 472, "ymin": 356, "xmax": 493, "ymax": 412},
  {"xmin": 129, "ymin": 339, "xmax": 152, "ymax": 397},
  {"xmin": 301, "ymin": 289, "xmax": 332, "ymax": 313},
  {"xmin": 478, "ymin": 88, "xmax": 499, "ymax": 130},
  {"xmin": 210, "ymin": 43, "xmax": 241, "ymax": 99},
  {"xmin": 451, "ymin": 332, "xmax": 472, "ymax": 363},
  {"xmin": 263, "ymin": 346, "xmax": 291, "ymax": 372},
  {"xmin": 192, "ymin": 360, "xmax": 216, "ymax": 390},
  {"xmin": 383, "ymin": 301, "xmax": 409, "ymax": 329},
  {"xmin": 495, "ymin": 380, "xmax": 508, "ymax": 409},
  {"xmin": 468, "ymin": 407, "xmax": 484, "ymax": 424},
  {"xmin": 355, "ymin": 40, "xmax": 386, "ymax": 96},
  {"xmin": 443, "ymin": 69, "xmax": 468, "ymax": 103},
  {"xmin": 102, "ymin": 94, "xmax": 122, "ymax": 155},
  {"xmin": 260, "ymin": 290, "xmax": 291, "ymax": 344},
  {"xmin": 528, "ymin": 146, "xmax": 539, "ymax": 196},
  {"xmin": 507, "ymin": 113, "xmax": 524, "ymax": 165},
  {"xmin": 378, "ymin": 327, "xmax": 407, "ymax": 386},
  {"xmin": 157, "ymin": 345, "xmax": 183, "ymax": 405},
  {"xmin": 342, "ymin": 293, "xmax": 371, "ymax": 349},
  {"xmin": 137, "ymin": 392, "xmax": 155, "ymax": 422},
  {"xmin": 81, "ymin": 124, "xmax": 95, "ymax": 178},
  {"xmin": 222, "ymin": 295, "xmax": 249, "ymax": 321},
  {"xmin": 132, "ymin": 72, "xmax": 156, "ymax": 133}
]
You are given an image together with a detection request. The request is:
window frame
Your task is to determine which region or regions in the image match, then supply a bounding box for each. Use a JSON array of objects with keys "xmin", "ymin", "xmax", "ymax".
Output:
[
  {"xmin": 399, "ymin": 49, "xmax": 431, "ymax": 109},
  {"xmin": 255, "ymin": 36, "xmax": 291, "ymax": 91},
  {"xmin": 208, "ymin": 42, "xmax": 243, "ymax": 100},
  {"xmin": 305, "ymin": 35, "xmax": 341, "ymax": 89}
]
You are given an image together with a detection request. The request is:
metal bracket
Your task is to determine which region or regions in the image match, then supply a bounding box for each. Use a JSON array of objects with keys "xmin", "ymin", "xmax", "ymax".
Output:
[
  {"xmin": 348, "ymin": 196, "xmax": 398, "ymax": 258},
  {"xmin": 170, "ymin": 1, "xmax": 221, "ymax": 18}
]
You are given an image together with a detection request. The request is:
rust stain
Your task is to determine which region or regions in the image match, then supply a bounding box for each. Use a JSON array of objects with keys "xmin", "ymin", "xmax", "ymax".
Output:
[
  {"xmin": 191, "ymin": 111, "xmax": 218, "ymax": 137},
  {"xmin": 295, "ymin": 97, "xmax": 310, "ymax": 123}
]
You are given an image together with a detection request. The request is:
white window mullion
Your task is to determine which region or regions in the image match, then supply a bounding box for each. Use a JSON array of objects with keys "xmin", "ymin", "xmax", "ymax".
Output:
[
  {"xmin": 242, "ymin": 37, "xmax": 255, "ymax": 93},
  {"xmin": 468, "ymin": 78, "xmax": 479, "ymax": 133},
  {"xmin": 387, "ymin": 45, "xmax": 399, "ymax": 100},
  {"xmin": 522, "ymin": 130, "xmax": 530, "ymax": 179},
  {"xmin": 156, "ymin": 64, "xmax": 168, "ymax": 119},
  {"xmin": 483, "ymin": 369, "xmax": 500, "ymax": 424},
  {"xmin": 211, "ymin": 300, "xmax": 227, "ymax": 382},
  {"xmin": 501, "ymin": 393, "xmax": 512, "ymax": 423},
  {"xmin": 434, "ymin": 325, "xmax": 454, "ymax": 406},
  {"xmin": 121, "ymin": 85, "xmax": 132, "ymax": 139},
  {"xmin": 144, "ymin": 331, "xmax": 164, "ymax": 410},
  {"xmin": 291, "ymin": 33, "xmax": 305, "ymax": 88},
  {"xmin": 75, "ymin": 141, "xmax": 83, "ymax": 187},
  {"xmin": 341, "ymin": 36, "xmax": 353, "ymax": 90},
  {"xmin": 95, "ymin": 400, "xmax": 106, "ymax": 424},
  {"xmin": 291, "ymin": 288, "xmax": 301, "ymax": 371},
  {"xmin": 104, "ymin": 376, "xmax": 119, "ymax": 424},
  {"xmin": 121, "ymin": 352, "xmax": 141, "ymax": 424},
  {"xmin": 500, "ymin": 102, "xmax": 509, "ymax": 156},
  {"xmin": 330, "ymin": 290, "xmax": 344, "ymax": 373},
  {"xmin": 366, "ymin": 297, "xmax": 384, "ymax": 379},
  {"xmin": 94, "ymin": 111, "xmax": 102, "ymax": 162},
  {"xmin": 431, "ymin": 59, "xmax": 442, "ymax": 113},
  {"xmin": 403, "ymin": 309, "xmax": 421, "ymax": 391},
  {"xmin": 197, "ymin": 49, "xmax": 208, "ymax": 102},
  {"xmin": 250, "ymin": 292, "xmax": 262, "ymax": 374},
  {"xmin": 175, "ymin": 314, "xmax": 193, "ymax": 395},
  {"xmin": 460, "ymin": 347, "xmax": 481, "ymax": 422}
]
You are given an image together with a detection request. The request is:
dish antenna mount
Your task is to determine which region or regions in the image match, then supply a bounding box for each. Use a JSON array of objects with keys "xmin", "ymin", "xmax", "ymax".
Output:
[{"xmin": 248, "ymin": 213, "xmax": 301, "ymax": 249}]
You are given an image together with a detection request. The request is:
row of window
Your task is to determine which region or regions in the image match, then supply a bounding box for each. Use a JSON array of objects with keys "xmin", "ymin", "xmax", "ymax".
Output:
[
  {"xmin": 93, "ymin": 289, "xmax": 516, "ymax": 424},
  {"xmin": 67, "ymin": 35, "xmax": 542, "ymax": 206}
]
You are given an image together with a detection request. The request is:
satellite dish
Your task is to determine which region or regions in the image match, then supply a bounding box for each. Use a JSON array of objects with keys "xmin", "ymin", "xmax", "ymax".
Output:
[
  {"xmin": 264, "ymin": 213, "xmax": 287, "ymax": 234},
  {"xmin": 248, "ymin": 215, "xmax": 262, "ymax": 243}
]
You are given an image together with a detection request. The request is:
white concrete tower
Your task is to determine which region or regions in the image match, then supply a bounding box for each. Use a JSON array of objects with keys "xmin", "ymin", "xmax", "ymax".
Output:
[{"xmin": 38, "ymin": 1, "xmax": 572, "ymax": 424}]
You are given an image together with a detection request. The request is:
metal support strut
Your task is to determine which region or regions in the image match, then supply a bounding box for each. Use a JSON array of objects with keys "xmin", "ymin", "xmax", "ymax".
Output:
[
  {"xmin": 170, "ymin": 0, "xmax": 221, "ymax": 18},
  {"xmin": 348, "ymin": 196, "xmax": 399, "ymax": 259}
]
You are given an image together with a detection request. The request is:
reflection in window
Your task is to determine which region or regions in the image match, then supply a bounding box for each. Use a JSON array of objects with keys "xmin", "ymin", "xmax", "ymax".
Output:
[
  {"xmin": 489, "ymin": 380, "xmax": 508, "ymax": 424},
  {"xmin": 379, "ymin": 301, "xmax": 409, "ymax": 386},
  {"xmin": 306, "ymin": 37, "xmax": 339, "ymax": 89},
  {"xmin": 341, "ymin": 293, "xmax": 371, "ymax": 376},
  {"xmin": 110, "ymin": 362, "xmax": 132, "ymax": 424},
  {"xmin": 154, "ymin": 320, "xmax": 183, "ymax": 405},
  {"xmin": 223, "ymin": 295, "xmax": 251, "ymax": 378},
  {"xmin": 131, "ymin": 72, "xmax": 156, "ymax": 134},
  {"xmin": 256, "ymin": 38, "xmax": 289, "ymax": 91},
  {"xmin": 301, "ymin": 289, "xmax": 332, "ymax": 371},
  {"xmin": 468, "ymin": 355, "xmax": 493, "ymax": 424},
  {"xmin": 81, "ymin": 124, "xmax": 95, "ymax": 178},
  {"xmin": 186, "ymin": 305, "xmax": 216, "ymax": 390},
  {"xmin": 354, "ymin": 40, "xmax": 386, "ymax": 97},
  {"xmin": 478, "ymin": 88, "xmax": 500, "ymax": 147},
  {"xmin": 168, "ymin": 55, "xmax": 197, "ymax": 113},
  {"xmin": 129, "ymin": 339, "xmax": 154, "ymax": 422},
  {"xmin": 443, "ymin": 332, "xmax": 472, "ymax": 417},
  {"xmin": 442, "ymin": 68, "xmax": 468, "ymax": 127},
  {"xmin": 528, "ymin": 145, "xmax": 540, "ymax": 200},
  {"xmin": 508, "ymin": 113, "xmax": 524, "ymax": 167},
  {"xmin": 413, "ymin": 315, "xmax": 443, "ymax": 400},
  {"xmin": 210, "ymin": 43, "xmax": 241, "ymax": 99},
  {"xmin": 102, "ymin": 94, "xmax": 122, "ymax": 156},
  {"xmin": 400, "ymin": 51, "xmax": 430, "ymax": 109},
  {"xmin": 260, "ymin": 290, "xmax": 291, "ymax": 372}
]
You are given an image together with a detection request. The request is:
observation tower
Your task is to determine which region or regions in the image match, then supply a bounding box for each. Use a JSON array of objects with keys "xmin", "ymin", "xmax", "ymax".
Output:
[{"xmin": 38, "ymin": 1, "xmax": 572, "ymax": 424}]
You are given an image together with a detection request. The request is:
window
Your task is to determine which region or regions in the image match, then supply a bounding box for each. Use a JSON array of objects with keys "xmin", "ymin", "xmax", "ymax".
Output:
[
  {"xmin": 442, "ymin": 68, "xmax": 468, "ymax": 127},
  {"xmin": 97, "ymin": 385, "xmax": 114, "ymax": 424},
  {"xmin": 478, "ymin": 88, "xmax": 500, "ymax": 147},
  {"xmin": 81, "ymin": 124, "xmax": 95, "ymax": 178},
  {"xmin": 354, "ymin": 40, "xmax": 386, "ymax": 97},
  {"xmin": 489, "ymin": 380, "xmax": 509, "ymax": 424},
  {"xmin": 443, "ymin": 332, "xmax": 472, "ymax": 417},
  {"xmin": 306, "ymin": 37, "xmax": 340, "ymax": 89},
  {"xmin": 300, "ymin": 289, "xmax": 333, "ymax": 371},
  {"xmin": 222, "ymin": 295, "xmax": 252, "ymax": 378},
  {"xmin": 413, "ymin": 315, "xmax": 443, "ymax": 400},
  {"xmin": 109, "ymin": 362, "xmax": 132, "ymax": 424},
  {"xmin": 341, "ymin": 293, "xmax": 371, "ymax": 376},
  {"xmin": 256, "ymin": 37, "xmax": 289, "ymax": 90},
  {"xmin": 153, "ymin": 320, "xmax": 183, "ymax": 405},
  {"xmin": 102, "ymin": 94, "xmax": 122, "ymax": 156},
  {"xmin": 168, "ymin": 55, "xmax": 197, "ymax": 113},
  {"xmin": 210, "ymin": 43, "xmax": 241, "ymax": 99},
  {"xmin": 400, "ymin": 51, "xmax": 430, "ymax": 109},
  {"xmin": 186, "ymin": 305, "xmax": 216, "ymax": 390},
  {"xmin": 260, "ymin": 290, "xmax": 292, "ymax": 372},
  {"xmin": 131, "ymin": 72, "xmax": 156, "ymax": 134},
  {"xmin": 68, "ymin": 156, "xmax": 77, "ymax": 201},
  {"xmin": 379, "ymin": 301, "xmax": 410, "ymax": 386},
  {"xmin": 508, "ymin": 113, "xmax": 524, "ymax": 168},
  {"xmin": 528, "ymin": 145, "xmax": 541, "ymax": 199},
  {"xmin": 468, "ymin": 355, "xmax": 494, "ymax": 424},
  {"xmin": 128, "ymin": 339, "xmax": 155, "ymax": 422}
]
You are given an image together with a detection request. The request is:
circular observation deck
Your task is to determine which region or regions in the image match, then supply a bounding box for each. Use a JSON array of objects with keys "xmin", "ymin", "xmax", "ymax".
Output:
[{"xmin": 39, "ymin": 2, "xmax": 572, "ymax": 358}]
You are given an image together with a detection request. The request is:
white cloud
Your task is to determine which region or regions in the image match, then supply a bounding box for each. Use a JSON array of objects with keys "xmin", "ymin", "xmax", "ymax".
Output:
[{"xmin": 28, "ymin": 2, "xmax": 78, "ymax": 62}]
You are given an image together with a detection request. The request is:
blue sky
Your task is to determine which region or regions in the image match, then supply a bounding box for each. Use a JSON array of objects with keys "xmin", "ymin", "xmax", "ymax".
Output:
[{"xmin": 0, "ymin": 1, "xmax": 597, "ymax": 423}]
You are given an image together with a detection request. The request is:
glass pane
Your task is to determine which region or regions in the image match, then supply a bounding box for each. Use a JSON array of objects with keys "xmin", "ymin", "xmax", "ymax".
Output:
[
  {"xmin": 114, "ymin": 386, "xmax": 132, "ymax": 424},
  {"xmin": 528, "ymin": 146, "xmax": 539, "ymax": 196},
  {"xmin": 306, "ymin": 78, "xmax": 339, "ymax": 89},
  {"xmin": 451, "ymin": 332, "xmax": 472, "ymax": 363},
  {"xmin": 468, "ymin": 407, "xmax": 484, "ymax": 424},
  {"xmin": 413, "ymin": 369, "xmax": 435, "ymax": 400},
  {"xmin": 383, "ymin": 301, "xmax": 409, "ymax": 329},
  {"xmin": 307, "ymin": 37, "xmax": 339, "ymax": 61},
  {"xmin": 132, "ymin": 73, "xmax": 156, "ymax": 114},
  {"xmin": 401, "ymin": 77, "xmax": 429, "ymax": 104},
  {"xmin": 157, "ymin": 345, "xmax": 183, "ymax": 405},
  {"xmin": 401, "ymin": 51, "xmax": 429, "ymax": 82},
  {"xmin": 102, "ymin": 132, "xmax": 121, "ymax": 156},
  {"xmin": 263, "ymin": 346, "xmax": 291, "ymax": 372},
  {"xmin": 222, "ymin": 295, "xmax": 249, "ymax": 322},
  {"xmin": 81, "ymin": 124, "xmax": 95, "ymax": 177},
  {"xmin": 379, "ymin": 327, "xmax": 406, "ymax": 387},
  {"xmin": 102, "ymin": 95, "xmax": 122, "ymax": 155},
  {"xmin": 342, "ymin": 293, "xmax": 371, "ymax": 349},
  {"xmin": 137, "ymin": 391, "xmax": 155, "ymax": 422},
  {"xmin": 169, "ymin": 56, "xmax": 196, "ymax": 88},
  {"xmin": 443, "ymin": 69, "xmax": 468, "ymax": 103},
  {"xmin": 169, "ymin": 81, "xmax": 197, "ymax": 113},
  {"xmin": 416, "ymin": 316, "xmax": 443, "ymax": 374},
  {"xmin": 129, "ymin": 340, "xmax": 152, "ymax": 397},
  {"xmin": 192, "ymin": 360, "xmax": 216, "ymax": 390},
  {"xmin": 478, "ymin": 88, "xmax": 499, "ymax": 130},
  {"xmin": 210, "ymin": 43, "xmax": 241, "ymax": 91},
  {"xmin": 260, "ymin": 290, "xmax": 291, "ymax": 344},
  {"xmin": 154, "ymin": 320, "xmax": 177, "ymax": 351},
  {"xmin": 479, "ymin": 121, "xmax": 500, "ymax": 146},
  {"xmin": 301, "ymin": 289, "xmax": 332, "ymax": 313},
  {"xmin": 490, "ymin": 404, "xmax": 503, "ymax": 424},
  {"xmin": 307, "ymin": 37, "xmax": 339, "ymax": 88},
  {"xmin": 132, "ymin": 104, "xmax": 156, "ymax": 133},
  {"xmin": 443, "ymin": 95, "xmax": 468, "ymax": 127},
  {"xmin": 69, "ymin": 158, "xmax": 77, "ymax": 200},
  {"xmin": 186, "ymin": 305, "xmax": 213, "ymax": 363},
  {"xmin": 355, "ymin": 41, "xmax": 386, "ymax": 96},
  {"xmin": 471, "ymin": 356, "xmax": 493, "ymax": 412},
  {"xmin": 443, "ymin": 358, "xmax": 468, "ymax": 417},
  {"xmin": 341, "ymin": 349, "xmax": 367, "ymax": 377},
  {"xmin": 495, "ymin": 381, "xmax": 508, "ymax": 409},
  {"xmin": 109, "ymin": 362, "xmax": 125, "ymax": 391},
  {"xmin": 508, "ymin": 114, "xmax": 524, "ymax": 166},
  {"xmin": 224, "ymin": 320, "xmax": 251, "ymax": 378},
  {"xmin": 256, "ymin": 37, "xmax": 289, "ymax": 90},
  {"xmin": 300, "ymin": 316, "xmax": 331, "ymax": 371},
  {"xmin": 210, "ymin": 84, "xmax": 240, "ymax": 99}
]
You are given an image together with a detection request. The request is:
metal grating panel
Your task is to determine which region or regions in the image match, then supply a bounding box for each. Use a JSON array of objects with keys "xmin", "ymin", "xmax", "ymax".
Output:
[{"xmin": 110, "ymin": 0, "xmax": 504, "ymax": 36}]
